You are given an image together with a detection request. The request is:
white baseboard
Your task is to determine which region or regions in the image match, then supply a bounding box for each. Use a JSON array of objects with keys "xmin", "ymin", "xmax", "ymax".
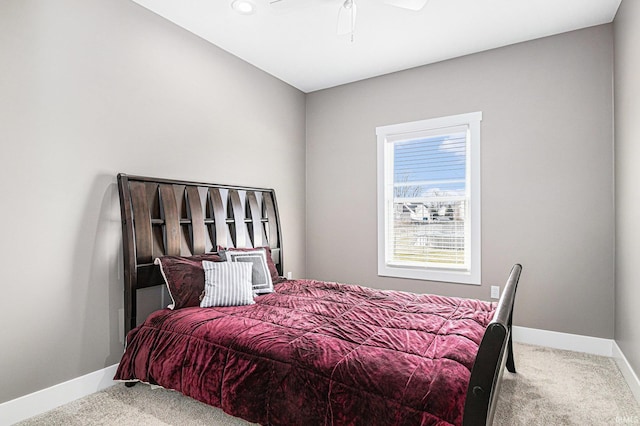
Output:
[
  {"xmin": 613, "ymin": 342, "xmax": 640, "ymax": 404},
  {"xmin": 0, "ymin": 364, "xmax": 118, "ymax": 426},
  {"xmin": 512, "ymin": 325, "xmax": 614, "ymax": 357}
]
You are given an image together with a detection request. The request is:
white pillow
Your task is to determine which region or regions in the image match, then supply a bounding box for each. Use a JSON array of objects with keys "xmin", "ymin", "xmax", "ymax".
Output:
[
  {"xmin": 223, "ymin": 248, "xmax": 274, "ymax": 294},
  {"xmin": 200, "ymin": 261, "xmax": 255, "ymax": 307}
]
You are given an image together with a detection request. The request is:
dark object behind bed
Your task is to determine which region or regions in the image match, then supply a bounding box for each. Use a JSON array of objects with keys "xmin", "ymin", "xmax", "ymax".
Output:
[{"xmin": 116, "ymin": 173, "xmax": 521, "ymax": 426}]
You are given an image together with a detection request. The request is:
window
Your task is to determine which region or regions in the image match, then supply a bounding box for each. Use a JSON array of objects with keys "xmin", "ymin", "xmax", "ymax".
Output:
[{"xmin": 376, "ymin": 112, "xmax": 481, "ymax": 285}]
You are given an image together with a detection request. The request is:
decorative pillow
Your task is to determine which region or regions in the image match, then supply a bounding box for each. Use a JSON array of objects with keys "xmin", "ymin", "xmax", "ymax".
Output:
[
  {"xmin": 200, "ymin": 261, "xmax": 255, "ymax": 307},
  {"xmin": 218, "ymin": 245, "xmax": 283, "ymax": 285},
  {"xmin": 155, "ymin": 253, "xmax": 223, "ymax": 309},
  {"xmin": 219, "ymin": 247, "xmax": 274, "ymax": 294}
]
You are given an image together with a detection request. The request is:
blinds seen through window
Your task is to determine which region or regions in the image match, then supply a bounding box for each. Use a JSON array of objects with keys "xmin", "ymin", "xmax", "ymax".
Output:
[{"xmin": 388, "ymin": 125, "xmax": 470, "ymax": 269}]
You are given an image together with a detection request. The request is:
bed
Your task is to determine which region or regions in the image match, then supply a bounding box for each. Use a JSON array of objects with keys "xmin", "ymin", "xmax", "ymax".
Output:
[{"xmin": 113, "ymin": 173, "xmax": 522, "ymax": 426}]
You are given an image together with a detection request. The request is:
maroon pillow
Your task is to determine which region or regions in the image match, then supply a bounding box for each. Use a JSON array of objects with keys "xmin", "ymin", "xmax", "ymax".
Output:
[
  {"xmin": 217, "ymin": 246, "xmax": 283, "ymax": 284},
  {"xmin": 155, "ymin": 253, "xmax": 223, "ymax": 309}
]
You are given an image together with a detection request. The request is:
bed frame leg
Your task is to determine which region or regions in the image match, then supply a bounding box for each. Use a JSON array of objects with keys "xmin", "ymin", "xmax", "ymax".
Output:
[
  {"xmin": 506, "ymin": 333, "xmax": 516, "ymax": 373},
  {"xmin": 505, "ymin": 307, "xmax": 517, "ymax": 374},
  {"xmin": 506, "ymin": 307, "xmax": 516, "ymax": 373},
  {"xmin": 125, "ymin": 382, "xmax": 137, "ymax": 388}
]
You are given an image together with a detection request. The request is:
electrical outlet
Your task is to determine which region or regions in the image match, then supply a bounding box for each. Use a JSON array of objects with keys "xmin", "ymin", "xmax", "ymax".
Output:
[
  {"xmin": 491, "ymin": 286, "xmax": 500, "ymax": 300},
  {"xmin": 287, "ymin": 271, "xmax": 292, "ymax": 280}
]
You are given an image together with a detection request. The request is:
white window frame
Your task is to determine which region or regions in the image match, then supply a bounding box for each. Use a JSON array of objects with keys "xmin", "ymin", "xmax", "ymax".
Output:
[{"xmin": 376, "ymin": 112, "xmax": 482, "ymax": 285}]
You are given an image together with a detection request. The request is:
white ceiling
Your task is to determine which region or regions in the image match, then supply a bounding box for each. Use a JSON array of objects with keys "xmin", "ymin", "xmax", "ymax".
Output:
[{"xmin": 131, "ymin": 0, "xmax": 622, "ymax": 93}]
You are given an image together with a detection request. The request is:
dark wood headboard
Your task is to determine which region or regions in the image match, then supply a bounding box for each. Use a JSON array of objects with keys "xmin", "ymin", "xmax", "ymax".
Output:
[{"xmin": 117, "ymin": 173, "xmax": 283, "ymax": 335}]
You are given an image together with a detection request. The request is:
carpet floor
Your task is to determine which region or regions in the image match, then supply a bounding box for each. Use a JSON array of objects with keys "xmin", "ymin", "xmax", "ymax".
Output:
[{"xmin": 16, "ymin": 343, "xmax": 640, "ymax": 425}]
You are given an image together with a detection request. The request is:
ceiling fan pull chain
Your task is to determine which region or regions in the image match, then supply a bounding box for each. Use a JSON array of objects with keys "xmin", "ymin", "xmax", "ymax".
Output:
[
  {"xmin": 350, "ymin": 0, "xmax": 357, "ymax": 42},
  {"xmin": 336, "ymin": 0, "xmax": 363, "ymax": 42}
]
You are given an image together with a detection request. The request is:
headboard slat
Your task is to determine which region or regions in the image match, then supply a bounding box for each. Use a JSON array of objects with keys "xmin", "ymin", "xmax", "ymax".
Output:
[
  {"xmin": 171, "ymin": 185, "xmax": 188, "ymax": 254},
  {"xmin": 208, "ymin": 188, "xmax": 227, "ymax": 248},
  {"xmin": 246, "ymin": 191, "xmax": 264, "ymax": 247},
  {"xmin": 159, "ymin": 184, "xmax": 181, "ymax": 256},
  {"xmin": 129, "ymin": 182, "xmax": 153, "ymax": 264},
  {"xmin": 263, "ymin": 192, "xmax": 279, "ymax": 250},
  {"xmin": 228, "ymin": 189, "xmax": 246, "ymax": 248},
  {"xmin": 186, "ymin": 186, "xmax": 206, "ymax": 254}
]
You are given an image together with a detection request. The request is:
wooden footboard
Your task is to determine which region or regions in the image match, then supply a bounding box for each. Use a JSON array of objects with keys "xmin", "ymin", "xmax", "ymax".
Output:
[{"xmin": 463, "ymin": 264, "xmax": 522, "ymax": 425}]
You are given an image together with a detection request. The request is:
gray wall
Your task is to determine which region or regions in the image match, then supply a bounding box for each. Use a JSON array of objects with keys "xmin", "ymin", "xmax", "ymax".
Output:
[
  {"xmin": 306, "ymin": 25, "xmax": 615, "ymax": 339},
  {"xmin": 0, "ymin": 0, "xmax": 306, "ymax": 404},
  {"xmin": 614, "ymin": 0, "xmax": 640, "ymax": 381}
]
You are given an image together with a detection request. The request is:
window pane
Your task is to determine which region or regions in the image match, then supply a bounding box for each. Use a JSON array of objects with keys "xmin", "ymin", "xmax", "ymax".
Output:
[{"xmin": 390, "ymin": 129, "xmax": 468, "ymax": 269}]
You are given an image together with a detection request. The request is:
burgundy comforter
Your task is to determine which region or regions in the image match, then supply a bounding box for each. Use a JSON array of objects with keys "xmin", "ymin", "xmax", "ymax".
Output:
[{"xmin": 114, "ymin": 279, "xmax": 496, "ymax": 425}]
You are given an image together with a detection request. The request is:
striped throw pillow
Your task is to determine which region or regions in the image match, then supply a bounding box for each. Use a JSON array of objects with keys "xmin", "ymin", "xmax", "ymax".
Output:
[{"xmin": 200, "ymin": 261, "xmax": 255, "ymax": 307}]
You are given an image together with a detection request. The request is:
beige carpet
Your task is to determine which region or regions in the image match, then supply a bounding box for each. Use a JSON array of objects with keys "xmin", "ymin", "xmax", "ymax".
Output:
[
  {"xmin": 493, "ymin": 344, "xmax": 640, "ymax": 425},
  {"xmin": 16, "ymin": 343, "xmax": 640, "ymax": 426}
]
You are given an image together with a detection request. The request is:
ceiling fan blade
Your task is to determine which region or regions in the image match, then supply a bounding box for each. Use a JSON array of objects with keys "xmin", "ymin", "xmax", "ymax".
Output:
[
  {"xmin": 383, "ymin": 0, "xmax": 429, "ymax": 11},
  {"xmin": 336, "ymin": 0, "xmax": 357, "ymax": 37}
]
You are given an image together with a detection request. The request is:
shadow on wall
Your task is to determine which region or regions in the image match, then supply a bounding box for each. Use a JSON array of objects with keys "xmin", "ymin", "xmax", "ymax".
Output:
[{"xmin": 69, "ymin": 173, "xmax": 124, "ymax": 373}]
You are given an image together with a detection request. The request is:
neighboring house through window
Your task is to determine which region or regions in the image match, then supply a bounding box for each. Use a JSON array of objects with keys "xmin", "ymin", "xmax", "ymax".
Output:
[{"xmin": 376, "ymin": 112, "xmax": 482, "ymax": 285}]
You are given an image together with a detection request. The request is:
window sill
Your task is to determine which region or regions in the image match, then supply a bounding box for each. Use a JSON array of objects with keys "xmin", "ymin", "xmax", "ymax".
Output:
[{"xmin": 378, "ymin": 264, "xmax": 481, "ymax": 285}]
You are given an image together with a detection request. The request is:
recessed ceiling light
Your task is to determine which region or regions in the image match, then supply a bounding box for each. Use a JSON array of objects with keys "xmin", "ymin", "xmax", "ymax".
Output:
[{"xmin": 231, "ymin": 0, "xmax": 256, "ymax": 15}]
